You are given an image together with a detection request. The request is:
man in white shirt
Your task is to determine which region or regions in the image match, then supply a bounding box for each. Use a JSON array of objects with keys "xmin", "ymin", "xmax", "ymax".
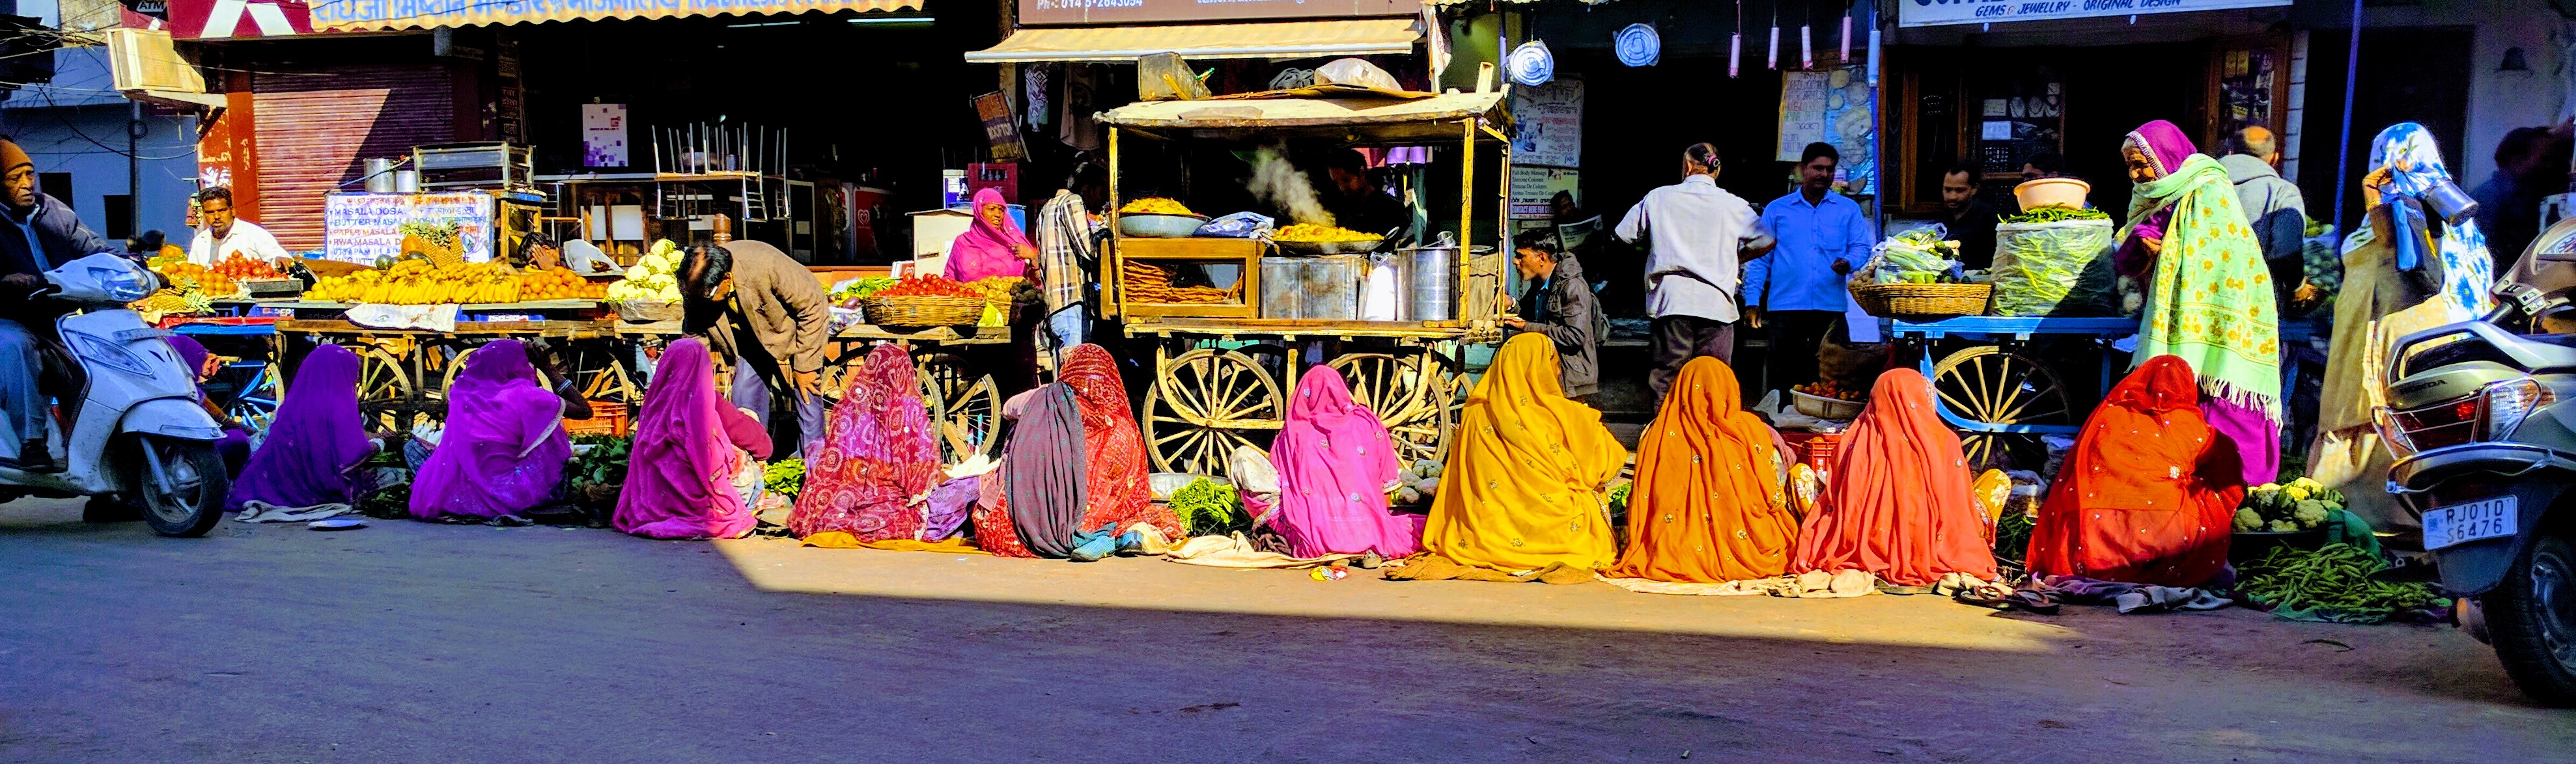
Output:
[
  {"xmin": 1615, "ymin": 142, "xmax": 1775, "ymax": 397},
  {"xmin": 186, "ymin": 186, "xmax": 292, "ymax": 267}
]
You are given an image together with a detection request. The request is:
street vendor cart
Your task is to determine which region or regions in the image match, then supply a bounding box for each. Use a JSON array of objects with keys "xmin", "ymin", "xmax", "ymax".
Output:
[{"xmin": 1098, "ymin": 91, "xmax": 1513, "ymax": 476}]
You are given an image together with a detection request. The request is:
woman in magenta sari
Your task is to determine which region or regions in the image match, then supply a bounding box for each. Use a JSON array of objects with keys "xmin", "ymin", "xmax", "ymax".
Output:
[
  {"xmin": 615, "ymin": 338, "xmax": 764, "ymax": 539},
  {"xmin": 943, "ymin": 188, "xmax": 1033, "ymax": 282},
  {"xmin": 789, "ymin": 343, "xmax": 942, "ymax": 541},
  {"xmin": 225, "ymin": 343, "xmax": 378, "ymax": 511},
  {"xmin": 1267, "ymin": 364, "xmax": 1423, "ymax": 557},
  {"xmin": 410, "ymin": 339, "xmax": 572, "ymax": 520}
]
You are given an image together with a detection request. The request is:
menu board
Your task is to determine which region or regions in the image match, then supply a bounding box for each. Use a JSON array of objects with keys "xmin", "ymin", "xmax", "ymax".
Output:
[
  {"xmin": 324, "ymin": 192, "xmax": 496, "ymax": 265},
  {"xmin": 1776, "ymin": 67, "xmax": 1877, "ymax": 195},
  {"xmin": 1510, "ymin": 79, "xmax": 1583, "ymax": 169}
]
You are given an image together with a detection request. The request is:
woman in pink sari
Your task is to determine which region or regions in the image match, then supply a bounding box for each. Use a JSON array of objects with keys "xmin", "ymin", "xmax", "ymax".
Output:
[
  {"xmin": 1266, "ymin": 364, "xmax": 1423, "ymax": 557},
  {"xmin": 943, "ymin": 188, "xmax": 1033, "ymax": 282},
  {"xmin": 410, "ymin": 339, "xmax": 572, "ymax": 521},
  {"xmin": 615, "ymin": 338, "xmax": 762, "ymax": 539},
  {"xmin": 789, "ymin": 344, "xmax": 942, "ymax": 541}
]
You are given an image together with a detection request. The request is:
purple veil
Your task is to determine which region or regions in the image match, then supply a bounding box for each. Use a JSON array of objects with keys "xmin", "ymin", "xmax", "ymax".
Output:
[
  {"xmin": 225, "ymin": 344, "xmax": 373, "ymax": 510},
  {"xmin": 409, "ymin": 339, "xmax": 570, "ymax": 519}
]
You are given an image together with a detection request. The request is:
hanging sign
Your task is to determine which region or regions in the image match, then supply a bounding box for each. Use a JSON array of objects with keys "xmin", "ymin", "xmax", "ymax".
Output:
[
  {"xmin": 1614, "ymin": 23, "xmax": 1659, "ymax": 67},
  {"xmin": 324, "ymin": 192, "xmax": 497, "ymax": 265},
  {"xmin": 1510, "ymin": 79, "xmax": 1582, "ymax": 170},
  {"xmin": 1507, "ymin": 40, "xmax": 1553, "ymax": 87},
  {"xmin": 1776, "ymin": 67, "xmax": 1877, "ymax": 195},
  {"xmin": 972, "ymin": 92, "xmax": 1028, "ymax": 163},
  {"xmin": 581, "ymin": 103, "xmax": 628, "ymax": 169},
  {"xmin": 1897, "ymin": 0, "xmax": 2291, "ymax": 28}
]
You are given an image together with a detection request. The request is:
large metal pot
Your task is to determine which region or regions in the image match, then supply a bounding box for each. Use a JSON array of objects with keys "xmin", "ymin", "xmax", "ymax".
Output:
[{"xmin": 1397, "ymin": 234, "xmax": 1485, "ymax": 321}]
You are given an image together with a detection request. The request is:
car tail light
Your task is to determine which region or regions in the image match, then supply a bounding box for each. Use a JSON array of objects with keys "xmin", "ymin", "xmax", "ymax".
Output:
[{"xmin": 2379, "ymin": 378, "xmax": 2556, "ymax": 458}]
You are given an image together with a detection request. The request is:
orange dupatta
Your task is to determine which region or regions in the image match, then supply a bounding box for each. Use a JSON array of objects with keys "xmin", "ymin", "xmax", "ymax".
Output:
[
  {"xmin": 1606, "ymin": 357, "xmax": 1797, "ymax": 582},
  {"xmin": 2026, "ymin": 355, "xmax": 2244, "ymax": 586},
  {"xmin": 1421, "ymin": 333, "xmax": 1628, "ymax": 572},
  {"xmin": 1791, "ymin": 368, "xmax": 1999, "ymax": 586}
]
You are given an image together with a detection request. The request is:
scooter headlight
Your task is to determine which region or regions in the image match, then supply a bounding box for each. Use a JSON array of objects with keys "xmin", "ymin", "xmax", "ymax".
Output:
[
  {"xmin": 88, "ymin": 264, "xmax": 154, "ymax": 303},
  {"xmin": 2482, "ymin": 378, "xmax": 2553, "ymax": 441}
]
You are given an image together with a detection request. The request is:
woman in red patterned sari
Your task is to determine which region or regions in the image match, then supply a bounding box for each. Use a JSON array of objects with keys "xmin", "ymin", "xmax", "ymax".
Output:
[
  {"xmin": 789, "ymin": 344, "xmax": 942, "ymax": 541},
  {"xmin": 1058, "ymin": 344, "xmax": 1181, "ymax": 538}
]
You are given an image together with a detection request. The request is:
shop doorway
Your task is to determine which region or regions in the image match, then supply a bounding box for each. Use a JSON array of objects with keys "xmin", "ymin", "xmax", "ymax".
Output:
[{"xmin": 2295, "ymin": 27, "xmax": 2474, "ymax": 232}]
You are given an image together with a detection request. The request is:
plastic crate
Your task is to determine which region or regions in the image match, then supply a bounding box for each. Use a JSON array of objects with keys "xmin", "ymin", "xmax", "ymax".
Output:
[{"xmin": 564, "ymin": 400, "xmax": 630, "ymax": 437}]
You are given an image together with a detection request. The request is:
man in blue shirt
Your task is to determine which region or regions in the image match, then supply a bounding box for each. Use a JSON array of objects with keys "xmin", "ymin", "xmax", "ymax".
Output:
[{"xmin": 1744, "ymin": 143, "xmax": 1873, "ymax": 398}]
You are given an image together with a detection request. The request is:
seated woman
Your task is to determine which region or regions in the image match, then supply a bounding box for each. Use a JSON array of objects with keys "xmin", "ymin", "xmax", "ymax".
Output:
[
  {"xmin": 1792, "ymin": 368, "xmax": 2000, "ymax": 588},
  {"xmin": 410, "ymin": 339, "xmax": 572, "ymax": 521},
  {"xmin": 225, "ymin": 343, "xmax": 383, "ymax": 513},
  {"xmin": 1060, "ymin": 344, "xmax": 1180, "ymax": 541},
  {"xmin": 1604, "ymin": 357, "xmax": 1798, "ymax": 584},
  {"xmin": 614, "ymin": 338, "xmax": 770, "ymax": 539},
  {"xmin": 789, "ymin": 344, "xmax": 939, "ymax": 542},
  {"xmin": 2026, "ymin": 355, "xmax": 2243, "ymax": 586},
  {"xmin": 1419, "ymin": 333, "xmax": 1626, "ymax": 573},
  {"xmin": 164, "ymin": 335, "xmax": 250, "ymax": 476},
  {"xmin": 1267, "ymin": 364, "xmax": 1424, "ymax": 558}
]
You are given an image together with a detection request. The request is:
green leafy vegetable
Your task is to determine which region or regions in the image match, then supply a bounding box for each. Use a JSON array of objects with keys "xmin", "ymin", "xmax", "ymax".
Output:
[
  {"xmin": 1169, "ymin": 478, "xmax": 1246, "ymax": 537},
  {"xmin": 2001, "ymin": 206, "xmax": 2110, "ymax": 224},
  {"xmin": 2237, "ymin": 543, "xmax": 2445, "ymax": 622},
  {"xmin": 764, "ymin": 458, "xmax": 806, "ymax": 498}
]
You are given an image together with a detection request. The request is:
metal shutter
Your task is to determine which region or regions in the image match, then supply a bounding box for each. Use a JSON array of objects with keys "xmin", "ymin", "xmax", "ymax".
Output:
[{"xmin": 251, "ymin": 65, "xmax": 456, "ymax": 251}]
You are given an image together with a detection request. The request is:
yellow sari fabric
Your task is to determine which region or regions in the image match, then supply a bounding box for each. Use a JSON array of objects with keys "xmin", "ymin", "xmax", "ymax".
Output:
[{"xmin": 1422, "ymin": 333, "xmax": 1627, "ymax": 572}]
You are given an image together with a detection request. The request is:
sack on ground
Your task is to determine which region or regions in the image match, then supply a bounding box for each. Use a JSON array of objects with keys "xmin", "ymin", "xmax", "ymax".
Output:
[{"xmin": 1990, "ymin": 219, "xmax": 2116, "ymax": 316}]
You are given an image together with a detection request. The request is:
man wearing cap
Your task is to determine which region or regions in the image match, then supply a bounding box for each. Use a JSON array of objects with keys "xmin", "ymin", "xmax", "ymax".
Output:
[
  {"xmin": 186, "ymin": 185, "xmax": 292, "ymax": 267},
  {"xmin": 0, "ymin": 137, "xmax": 119, "ymax": 472}
]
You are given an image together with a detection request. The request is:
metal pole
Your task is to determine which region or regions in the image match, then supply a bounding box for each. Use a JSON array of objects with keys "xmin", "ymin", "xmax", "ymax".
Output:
[
  {"xmin": 2331, "ymin": 0, "xmax": 2364, "ymax": 230},
  {"xmin": 128, "ymin": 102, "xmax": 141, "ymax": 240}
]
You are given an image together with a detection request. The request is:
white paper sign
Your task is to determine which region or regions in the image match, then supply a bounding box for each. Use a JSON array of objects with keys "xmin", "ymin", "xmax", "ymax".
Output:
[
  {"xmin": 581, "ymin": 103, "xmax": 628, "ymax": 169},
  {"xmin": 1982, "ymin": 120, "xmax": 2014, "ymax": 140},
  {"xmin": 1510, "ymin": 79, "xmax": 1584, "ymax": 169},
  {"xmin": 1899, "ymin": 0, "xmax": 2291, "ymax": 28}
]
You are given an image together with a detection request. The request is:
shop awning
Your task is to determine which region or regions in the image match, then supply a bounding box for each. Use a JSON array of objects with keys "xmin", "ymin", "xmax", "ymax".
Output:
[
  {"xmin": 963, "ymin": 18, "xmax": 1421, "ymax": 64},
  {"xmin": 309, "ymin": 0, "xmax": 922, "ymax": 33}
]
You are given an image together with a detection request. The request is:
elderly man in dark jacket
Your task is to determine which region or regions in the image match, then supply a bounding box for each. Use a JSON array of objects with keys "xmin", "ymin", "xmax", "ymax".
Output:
[
  {"xmin": 680, "ymin": 239, "xmax": 833, "ymax": 458},
  {"xmin": 0, "ymin": 138, "xmax": 120, "ymax": 472},
  {"xmin": 1504, "ymin": 230, "xmax": 1607, "ymax": 401}
]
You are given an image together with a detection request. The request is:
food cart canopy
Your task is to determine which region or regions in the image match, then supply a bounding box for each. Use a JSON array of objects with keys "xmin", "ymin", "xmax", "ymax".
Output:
[
  {"xmin": 311, "ymin": 0, "xmax": 921, "ymax": 33},
  {"xmin": 964, "ymin": 18, "xmax": 1420, "ymax": 64},
  {"xmin": 1097, "ymin": 91, "xmax": 1506, "ymax": 142}
]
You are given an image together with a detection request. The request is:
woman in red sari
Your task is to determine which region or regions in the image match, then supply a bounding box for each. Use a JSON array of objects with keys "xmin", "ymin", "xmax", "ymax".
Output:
[
  {"xmin": 1791, "ymin": 368, "xmax": 1999, "ymax": 586},
  {"xmin": 2026, "ymin": 355, "xmax": 2244, "ymax": 586},
  {"xmin": 1058, "ymin": 344, "xmax": 1181, "ymax": 539}
]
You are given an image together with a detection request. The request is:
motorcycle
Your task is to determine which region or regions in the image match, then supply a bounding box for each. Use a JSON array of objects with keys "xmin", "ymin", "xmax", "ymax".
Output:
[
  {"xmin": 2381, "ymin": 215, "xmax": 2576, "ymax": 706},
  {"xmin": 0, "ymin": 252, "xmax": 229, "ymax": 537}
]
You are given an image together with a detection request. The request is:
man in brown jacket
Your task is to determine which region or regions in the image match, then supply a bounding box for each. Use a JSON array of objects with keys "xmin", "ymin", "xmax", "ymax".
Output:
[{"xmin": 680, "ymin": 240, "xmax": 833, "ymax": 458}]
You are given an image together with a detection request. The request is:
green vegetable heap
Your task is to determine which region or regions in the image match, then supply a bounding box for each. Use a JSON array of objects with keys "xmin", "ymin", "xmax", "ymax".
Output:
[
  {"xmin": 1870, "ymin": 226, "xmax": 1964, "ymax": 285},
  {"xmin": 2237, "ymin": 543, "xmax": 2445, "ymax": 622},
  {"xmin": 2234, "ymin": 477, "xmax": 2342, "ymax": 533},
  {"xmin": 1993, "ymin": 509, "xmax": 2036, "ymax": 566},
  {"xmin": 831, "ymin": 277, "xmax": 900, "ymax": 307},
  {"xmin": 764, "ymin": 458, "xmax": 805, "ymax": 498},
  {"xmin": 1170, "ymin": 478, "xmax": 1247, "ymax": 537},
  {"xmin": 567, "ymin": 433, "xmax": 632, "ymax": 498},
  {"xmin": 2000, "ymin": 206, "xmax": 2110, "ymax": 224}
]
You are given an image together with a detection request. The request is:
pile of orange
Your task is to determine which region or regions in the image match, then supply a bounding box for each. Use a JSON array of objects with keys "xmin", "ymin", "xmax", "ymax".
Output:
[{"xmin": 516, "ymin": 267, "xmax": 606, "ymax": 300}]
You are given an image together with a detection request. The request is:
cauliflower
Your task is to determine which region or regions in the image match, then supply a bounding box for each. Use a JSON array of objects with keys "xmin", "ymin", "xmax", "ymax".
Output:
[
  {"xmin": 2291, "ymin": 476, "xmax": 2323, "ymax": 491},
  {"xmin": 2282, "ymin": 485, "xmax": 2311, "ymax": 501},
  {"xmin": 643, "ymin": 273, "xmax": 675, "ymax": 290},
  {"xmin": 637, "ymin": 252, "xmax": 673, "ymax": 274},
  {"xmin": 625, "ymin": 264, "xmax": 651, "ymax": 281},
  {"xmin": 2255, "ymin": 482, "xmax": 2281, "ymax": 493},
  {"xmin": 2234, "ymin": 507, "xmax": 2265, "ymax": 532},
  {"xmin": 654, "ymin": 284, "xmax": 682, "ymax": 302},
  {"xmin": 2267, "ymin": 519, "xmax": 2301, "ymax": 533},
  {"xmin": 2293, "ymin": 499, "xmax": 2329, "ymax": 527}
]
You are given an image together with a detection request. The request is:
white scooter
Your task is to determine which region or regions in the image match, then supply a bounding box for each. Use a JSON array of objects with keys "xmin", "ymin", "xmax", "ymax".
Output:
[{"xmin": 0, "ymin": 253, "xmax": 228, "ymax": 536}]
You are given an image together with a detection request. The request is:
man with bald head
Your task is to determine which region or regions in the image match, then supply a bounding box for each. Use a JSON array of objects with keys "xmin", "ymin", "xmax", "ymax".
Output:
[{"xmin": 2220, "ymin": 126, "xmax": 2308, "ymax": 301}]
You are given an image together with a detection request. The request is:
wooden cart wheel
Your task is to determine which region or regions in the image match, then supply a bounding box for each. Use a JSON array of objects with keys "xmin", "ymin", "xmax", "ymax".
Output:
[
  {"xmin": 1326, "ymin": 351, "xmax": 1457, "ymax": 468},
  {"xmin": 1931, "ymin": 346, "xmax": 2074, "ymax": 471},
  {"xmin": 1142, "ymin": 348, "xmax": 1283, "ymax": 477},
  {"xmin": 354, "ymin": 344, "xmax": 417, "ymax": 431},
  {"xmin": 912, "ymin": 351, "xmax": 975, "ymax": 414},
  {"xmin": 929, "ymin": 372, "xmax": 1002, "ymax": 462},
  {"xmin": 212, "ymin": 359, "xmax": 281, "ymax": 443}
]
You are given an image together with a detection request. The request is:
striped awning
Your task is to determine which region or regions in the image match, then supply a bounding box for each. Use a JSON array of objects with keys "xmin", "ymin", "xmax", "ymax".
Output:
[
  {"xmin": 964, "ymin": 18, "xmax": 1420, "ymax": 64},
  {"xmin": 311, "ymin": 0, "xmax": 920, "ymax": 33}
]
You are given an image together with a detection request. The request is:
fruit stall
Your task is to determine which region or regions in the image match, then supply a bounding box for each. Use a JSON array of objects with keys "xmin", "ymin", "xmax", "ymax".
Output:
[{"xmin": 1095, "ymin": 90, "xmax": 1514, "ymax": 476}]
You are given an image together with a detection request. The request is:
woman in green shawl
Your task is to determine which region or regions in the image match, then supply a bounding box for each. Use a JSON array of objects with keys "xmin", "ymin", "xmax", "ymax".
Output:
[{"xmin": 2117, "ymin": 120, "xmax": 2282, "ymax": 485}]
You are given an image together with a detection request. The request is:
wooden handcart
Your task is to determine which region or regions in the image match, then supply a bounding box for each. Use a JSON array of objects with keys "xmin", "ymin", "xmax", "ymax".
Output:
[{"xmin": 617, "ymin": 319, "xmax": 1015, "ymax": 462}]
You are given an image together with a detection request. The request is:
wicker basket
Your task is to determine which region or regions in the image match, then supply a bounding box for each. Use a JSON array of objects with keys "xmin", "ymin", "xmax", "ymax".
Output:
[
  {"xmin": 617, "ymin": 299, "xmax": 682, "ymax": 323},
  {"xmin": 863, "ymin": 295, "xmax": 985, "ymax": 327},
  {"xmin": 1851, "ymin": 282, "xmax": 1993, "ymax": 319}
]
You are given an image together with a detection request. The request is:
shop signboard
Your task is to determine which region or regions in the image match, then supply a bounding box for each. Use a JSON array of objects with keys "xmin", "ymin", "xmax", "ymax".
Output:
[
  {"xmin": 1776, "ymin": 67, "xmax": 1877, "ymax": 195},
  {"xmin": 1018, "ymin": 0, "xmax": 1414, "ymax": 26},
  {"xmin": 1509, "ymin": 167, "xmax": 1578, "ymax": 222},
  {"xmin": 1897, "ymin": 0, "xmax": 2290, "ymax": 28},
  {"xmin": 582, "ymin": 103, "xmax": 629, "ymax": 169},
  {"xmin": 973, "ymin": 92, "xmax": 1029, "ymax": 163},
  {"xmin": 1510, "ymin": 79, "xmax": 1582, "ymax": 170},
  {"xmin": 324, "ymin": 192, "xmax": 497, "ymax": 265}
]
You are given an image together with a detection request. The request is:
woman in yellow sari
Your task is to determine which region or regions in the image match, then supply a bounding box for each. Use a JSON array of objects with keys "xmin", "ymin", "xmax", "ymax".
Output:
[{"xmin": 1420, "ymin": 333, "xmax": 1628, "ymax": 573}]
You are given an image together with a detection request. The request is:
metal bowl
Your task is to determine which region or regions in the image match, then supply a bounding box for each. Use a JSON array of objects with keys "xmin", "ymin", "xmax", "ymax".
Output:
[
  {"xmin": 1274, "ymin": 238, "xmax": 1385, "ymax": 256},
  {"xmin": 1117, "ymin": 213, "xmax": 1210, "ymax": 238}
]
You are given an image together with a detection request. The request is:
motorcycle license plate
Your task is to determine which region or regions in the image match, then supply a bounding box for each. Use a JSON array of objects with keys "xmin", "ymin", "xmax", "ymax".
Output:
[{"xmin": 2423, "ymin": 495, "xmax": 2517, "ymax": 550}]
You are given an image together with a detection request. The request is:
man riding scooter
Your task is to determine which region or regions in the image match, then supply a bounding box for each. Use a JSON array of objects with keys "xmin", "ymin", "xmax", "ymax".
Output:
[{"xmin": 1, "ymin": 137, "xmax": 130, "ymax": 473}]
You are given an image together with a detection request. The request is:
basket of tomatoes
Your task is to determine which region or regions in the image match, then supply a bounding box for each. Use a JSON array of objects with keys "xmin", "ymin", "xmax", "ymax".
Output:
[
  {"xmin": 1790, "ymin": 381, "xmax": 1866, "ymax": 420},
  {"xmin": 861, "ymin": 275, "xmax": 988, "ymax": 326}
]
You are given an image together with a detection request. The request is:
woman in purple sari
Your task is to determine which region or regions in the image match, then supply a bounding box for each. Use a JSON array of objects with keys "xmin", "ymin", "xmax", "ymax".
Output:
[
  {"xmin": 225, "ymin": 343, "xmax": 379, "ymax": 511},
  {"xmin": 614, "ymin": 338, "xmax": 761, "ymax": 539},
  {"xmin": 410, "ymin": 339, "xmax": 572, "ymax": 520}
]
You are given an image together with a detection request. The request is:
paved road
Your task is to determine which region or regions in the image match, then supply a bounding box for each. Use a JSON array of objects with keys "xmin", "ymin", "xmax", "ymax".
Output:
[{"xmin": 3, "ymin": 497, "xmax": 2568, "ymax": 763}]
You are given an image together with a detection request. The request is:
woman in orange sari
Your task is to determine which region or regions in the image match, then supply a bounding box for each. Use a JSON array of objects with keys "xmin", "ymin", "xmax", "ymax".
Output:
[
  {"xmin": 2026, "ymin": 355, "xmax": 2244, "ymax": 586},
  {"xmin": 1604, "ymin": 357, "xmax": 1797, "ymax": 582},
  {"xmin": 1791, "ymin": 368, "xmax": 1999, "ymax": 586},
  {"xmin": 1420, "ymin": 333, "xmax": 1627, "ymax": 573}
]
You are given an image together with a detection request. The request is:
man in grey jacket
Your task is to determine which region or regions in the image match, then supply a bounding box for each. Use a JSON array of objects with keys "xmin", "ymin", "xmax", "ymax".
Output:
[
  {"xmin": 2220, "ymin": 126, "xmax": 2309, "ymax": 302},
  {"xmin": 680, "ymin": 239, "xmax": 833, "ymax": 458},
  {"xmin": 0, "ymin": 138, "xmax": 118, "ymax": 472},
  {"xmin": 1504, "ymin": 229, "xmax": 1606, "ymax": 402}
]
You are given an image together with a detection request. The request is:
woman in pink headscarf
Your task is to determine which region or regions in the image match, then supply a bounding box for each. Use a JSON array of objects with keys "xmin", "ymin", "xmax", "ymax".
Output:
[
  {"xmin": 410, "ymin": 339, "xmax": 573, "ymax": 521},
  {"xmin": 943, "ymin": 188, "xmax": 1033, "ymax": 282},
  {"xmin": 1266, "ymin": 364, "xmax": 1424, "ymax": 558},
  {"xmin": 615, "ymin": 338, "xmax": 768, "ymax": 539}
]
